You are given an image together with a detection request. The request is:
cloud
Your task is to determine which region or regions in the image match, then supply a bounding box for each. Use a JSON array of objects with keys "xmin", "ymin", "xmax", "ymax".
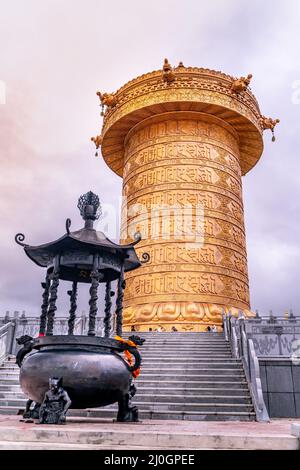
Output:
[{"xmin": 0, "ymin": 0, "xmax": 299, "ymax": 315}]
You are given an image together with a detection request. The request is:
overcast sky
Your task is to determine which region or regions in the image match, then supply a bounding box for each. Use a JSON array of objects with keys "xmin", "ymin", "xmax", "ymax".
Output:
[{"xmin": 0, "ymin": 0, "xmax": 299, "ymax": 317}]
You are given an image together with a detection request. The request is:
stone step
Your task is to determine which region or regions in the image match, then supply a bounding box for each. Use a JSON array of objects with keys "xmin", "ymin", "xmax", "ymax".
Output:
[
  {"xmin": 0, "ymin": 441, "xmax": 168, "ymax": 451},
  {"xmin": 3, "ymin": 354, "xmax": 236, "ymax": 360},
  {"xmin": 2, "ymin": 354, "xmax": 228, "ymax": 360},
  {"xmin": 0, "ymin": 396, "xmax": 254, "ymax": 410},
  {"xmin": 140, "ymin": 370, "xmax": 244, "ymax": 376},
  {"xmin": 141, "ymin": 354, "xmax": 234, "ymax": 359},
  {"xmin": 141, "ymin": 351, "xmax": 233, "ymax": 355},
  {"xmin": 0, "ymin": 385, "xmax": 22, "ymax": 391},
  {"xmin": 141, "ymin": 350, "xmax": 232, "ymax": 355},
  {"xmin": 140, "ymin": 351, "xmax": 232, "ymax": 355},
  {"xmin": 139, "ymin": 341, "xmax": 229, "ymax": 345},
  {"xmin": 0, "ymin": 405, "xmax": 255, "ymax": 421},
  {"xmin": 134, "ymin": 394, "xmax": 251, "ymax": 404},
  {"xmin": 0, "ymin": 379, "xmax": 20, "ymax": 385},
  {"xmin": 141, "ymin": 356, "xmax": 234, "ymax": 360},
  {"xmin": 132, "ymin": 343, "xmax": 231, "ymax": 347},
  {"xmin": 143, "ymin": 365, "xmax": 236, "ymax": 370},
  {"xmin": 1, "ymin": 351, "xmax": 233, "ymax": 360},
  {"xmin": 140, "ymin": 344, "xmax": 230, "ymax": 347},
  {"xmin": 0, "ymin": 356, "xmax": 16, "ymax": 362},
  {"xmin": 114, "ymin": 401, "xmax": 254, "ymax": 412},
  {"xmin": 0, "ymin": 400, "xmax": 28, "ymax": 407},
  {"xmin": 70, "ymin": 408, "xmax": 256, "ymax": 422},
  {"xmin": 140, "ymin": 339, "xmax": 227, "ymax": 341},
  {"xmin": 140, "ymin": 346, "xmax": 230, "ymax": 350},
  {"xmin": 0, "ymin": 385, "xmax": 250, "ymax": 396},
  {"xmin": 0, "ymin": 420, "xmax": 298, "ymax": 450},
  {"xmin": 141, "ymin": 362, "xmax": 241, "ymax": 368},
  {"xmin": 0, "ymin": 369, "xmax": 244, "ymax": 379},
  {"xmin": 0, "ymin": 375, "xmax": 20, "ymax": 380},
  {"xmin": 134, "ymin": 341, "xmax": 227, "ymax": 344},
  {"xmin": 135, "ymin": 336, "xmax": 226, "ymax": 339},
  {"xmin": 141, "ymin": 364, "xmax": 242, "ymax": 369},
  {"xmin": 0, "ymin": 387, "xmax": 250, "ymax": 398},
  {"xmin": 0, "ymin": 369, "xmax": 19, "ymax": 374},
  {"xmin": 139, "ymin": 368, "xmax": 244, "ymax": 376},
  {"xmin": 135, "ymin": 336, "xmax": 227, "ymax": 340},
  {"xmin": 0, "ymin": 389, "xmax": 251, "ymax": 403},
  {"xmin": 162, "ymin": 352, "xmax": 238, "ymax": 357},
  {"xmin": 0, "ymin": 406, "xmax": 22, "ymax": 415},
  {"xmin": 0, "ymin": 380, "xmax": 20, "ymax": 386},
  {"xmin": 140, "ymin": 368, "xmax": 244, "ymax": 380},
  {"xmin": 139, "ymin": 344, "xmax": 230, "ymax": 348},
  {"xmin": 137, "ymin": 337, "xmax": 227, "ymax": 340},
  {"xmin": 0, "ymin": 392, "xmax": 25, "ymax": 399},
  {"xmin": 138, "ymin": 374, "xmax": 246, "ymax": 381},
  {"xmin": 0, "ymin": 370, "xmax": 19, "ymax": 375},
  {"xmin": 140, "ymin": 346, "xmax": 231, "ymax": 350},
  {"xmin": 141, "ymin": 353, "xmax": 232, "ymax": 357},
  {"xmin": 136, "ymin": 387, "xmax": 250, "ymax": 396},
  {"xmin": 138, "ymin": 343, "xmax": 231, "ymax": 351},
  {"xmin": 138, "ymin": 342, "xmax": 231, "ymax": 351},
  {"xmin": 138, "ymin": 335, "xmax": 227, "ymax": 338},
  {"xmin": 140, "ymin": 363, "xmax": 242, "ymax": 369},
  {"xmin": 137, "ymin": 380, "xmax": 248, "ymax": 389},
  {"xmin": 140, "ymin": 364, "xmax": 239, "ymax": 369},
  {"xmin": 140, "ymin": 356, "xmax": 238, "ymax": 360}
]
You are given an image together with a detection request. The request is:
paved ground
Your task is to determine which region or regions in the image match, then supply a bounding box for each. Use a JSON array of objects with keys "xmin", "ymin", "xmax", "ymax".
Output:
[
  {"xmin": 0, "ymin": 415, "xmax": 299, "ymax": 450},
  {"xmin": 0, "ymin": 414, "xmax": 299, "ymax": 434}
]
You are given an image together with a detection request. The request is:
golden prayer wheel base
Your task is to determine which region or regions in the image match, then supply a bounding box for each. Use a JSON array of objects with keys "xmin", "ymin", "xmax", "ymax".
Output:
[{"xmin": 123, "ymin": 302, "xmax": 254, "ymax": 332}]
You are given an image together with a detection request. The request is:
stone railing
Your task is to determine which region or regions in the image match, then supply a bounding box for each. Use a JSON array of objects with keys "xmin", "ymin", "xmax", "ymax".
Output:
[
  {"xmin": 0, "ymin": 311, "xmax": 107, "ymax": 363},
  {"xmin": 243, "ymin": 314, "xmax": 300, "ymax": 357},
  {"xmin": 0, "ymin": 322, "xmax": 15, "ymax": 365},
  {"xmin": 222, "ymin": 312, "xmax": 270, "ymax": 422}
]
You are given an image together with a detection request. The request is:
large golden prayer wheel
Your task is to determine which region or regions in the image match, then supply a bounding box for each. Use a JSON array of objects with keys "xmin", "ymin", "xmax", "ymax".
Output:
[{"xmin": 97, "ymin": 61, "xmax": 277, "ymax": 331}]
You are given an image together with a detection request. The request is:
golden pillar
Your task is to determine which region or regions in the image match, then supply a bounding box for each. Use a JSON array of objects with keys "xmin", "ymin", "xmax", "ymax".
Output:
[{"xmin": 95, "ymin": 61, "xmax": 279, "ymax": 332}]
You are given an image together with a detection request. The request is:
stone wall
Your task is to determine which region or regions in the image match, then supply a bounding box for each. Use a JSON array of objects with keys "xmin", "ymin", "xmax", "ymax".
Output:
[{"xmin": 259, "ymin": 358, "xmax": 300, "ymax": 418}]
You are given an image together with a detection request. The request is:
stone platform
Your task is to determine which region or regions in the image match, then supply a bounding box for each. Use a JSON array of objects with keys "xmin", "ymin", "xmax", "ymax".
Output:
[{"xmin": 0, "ymin": 415, "xmax": 299, "ymax": 450}]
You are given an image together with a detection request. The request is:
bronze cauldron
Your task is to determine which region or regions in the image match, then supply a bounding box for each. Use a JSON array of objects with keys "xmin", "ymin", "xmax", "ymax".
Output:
[{"xmin": 19, "ymin": 335, "xmax": 141, "ymax": 409}]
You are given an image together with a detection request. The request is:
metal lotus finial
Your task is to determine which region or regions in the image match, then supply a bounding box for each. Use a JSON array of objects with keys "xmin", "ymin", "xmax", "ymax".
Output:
[{"xmin": 77, "ymin": 191, "xmax": 102, "ymax": 221}]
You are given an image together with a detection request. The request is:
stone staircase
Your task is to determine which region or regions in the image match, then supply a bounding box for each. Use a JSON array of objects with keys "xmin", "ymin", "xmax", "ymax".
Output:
[{"xmin": 0, "ymin": 332, "xmax": 256, "ymax": 421}]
